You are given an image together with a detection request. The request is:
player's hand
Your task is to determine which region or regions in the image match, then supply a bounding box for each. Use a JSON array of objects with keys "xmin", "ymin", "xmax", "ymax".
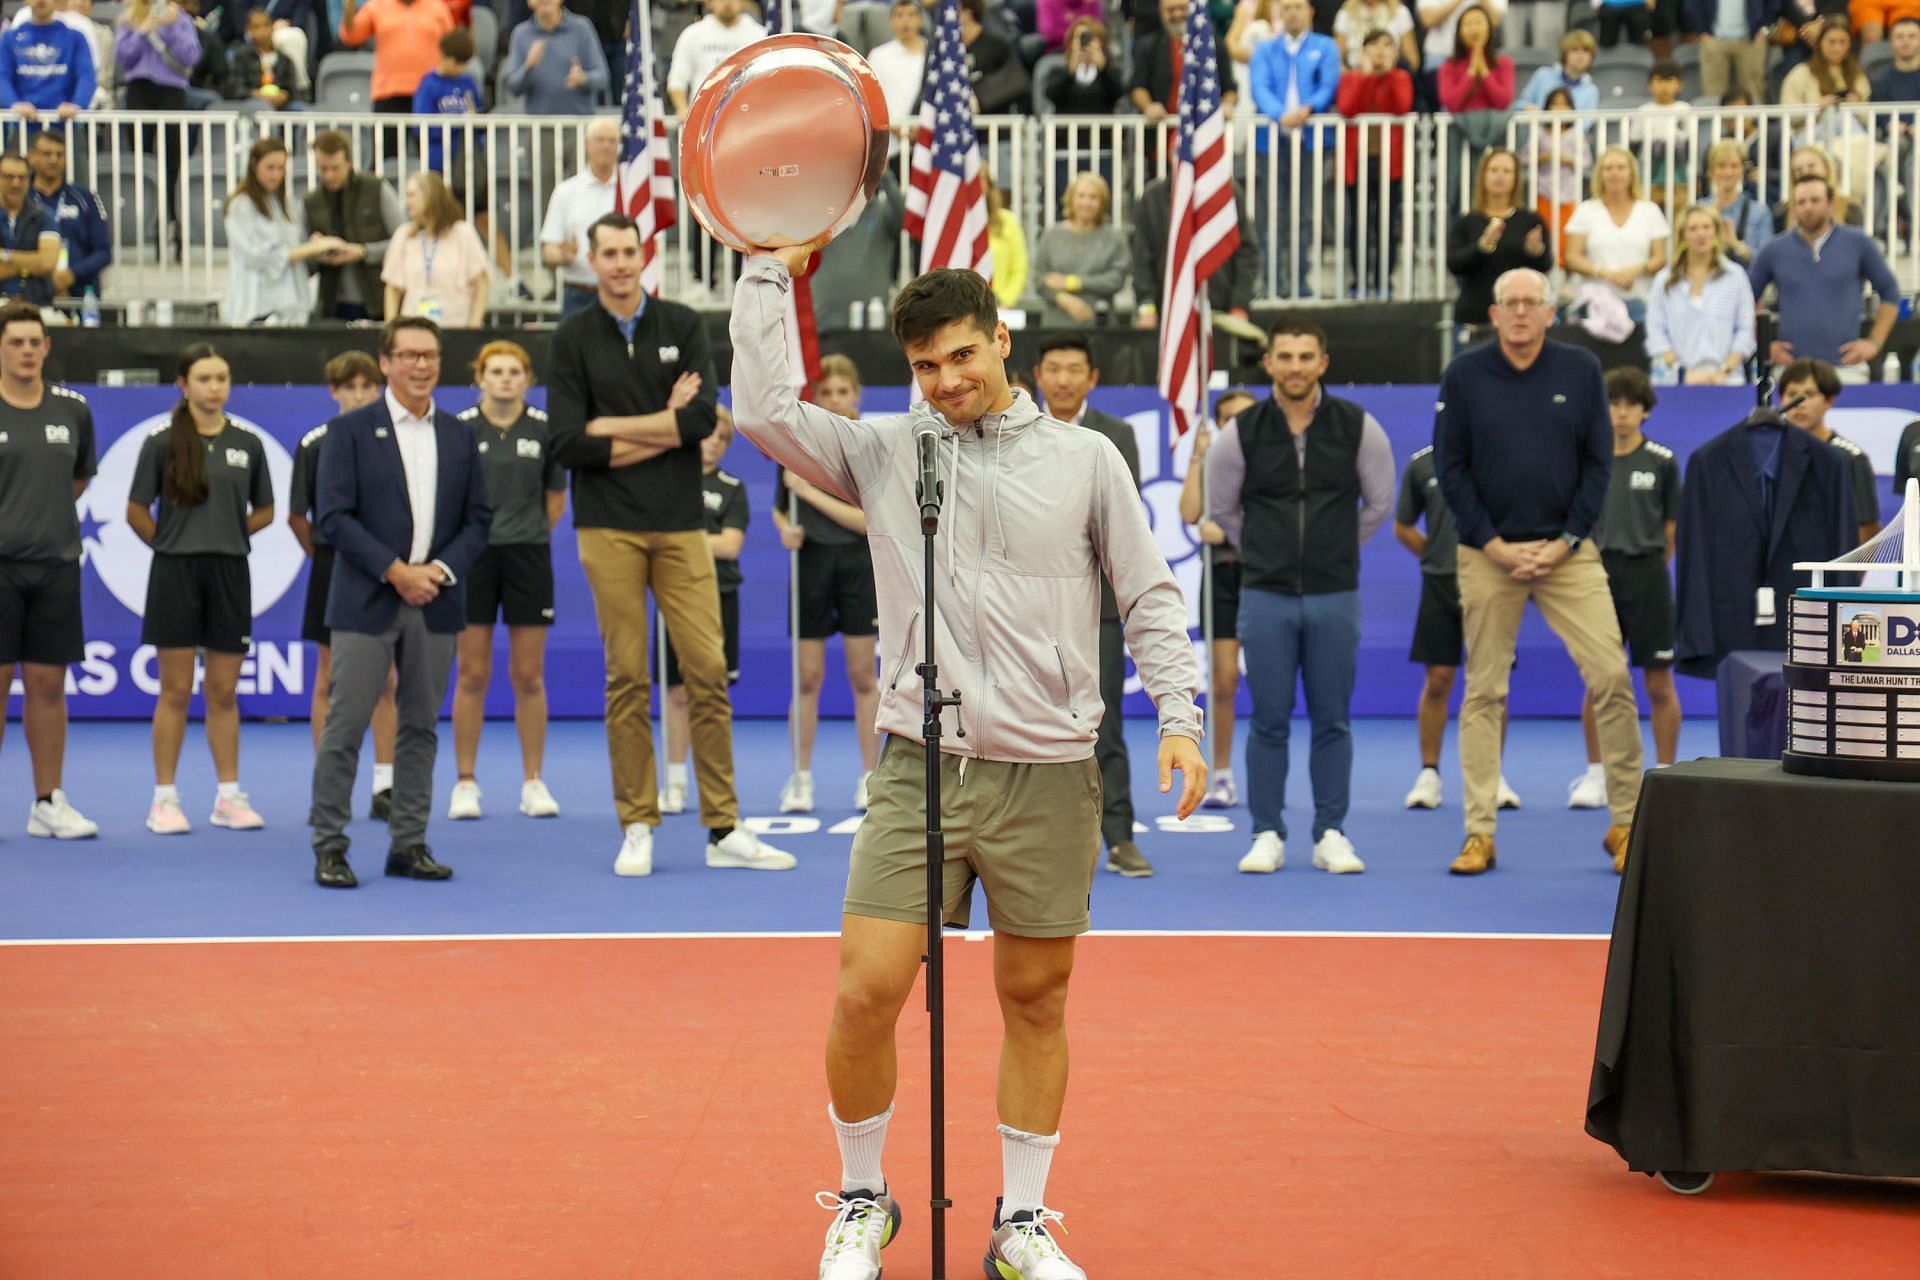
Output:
[
  {"xmin": 767, "ymin": 235, "xmax": 830, "ymax": 276},
  {"xmin": 779, "ymin": 524, "xmax": 805, "ymax": 550},
  {"xmin": 1159, "ymin": 734, "xmax": 1208, "ymax": 820},
  {"xmin": 666, "ymin": 371, "xmax": 702, "ymax": 410}
]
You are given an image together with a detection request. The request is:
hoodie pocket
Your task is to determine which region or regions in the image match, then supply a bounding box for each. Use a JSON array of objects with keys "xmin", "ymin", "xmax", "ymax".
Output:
[
  {"xmin": 1051, "ymin": 642, "xmax": 1080, "ymax": 720},
  {"xmin": 888, "ymin": 611, "xmax": 921, "ymax": 691}
]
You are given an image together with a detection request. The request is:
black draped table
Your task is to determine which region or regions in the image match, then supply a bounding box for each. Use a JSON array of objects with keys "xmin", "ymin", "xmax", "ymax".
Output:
[{"xmin": 1587, "ymin": 758, "xmax": 1920, "ymax": 1183}]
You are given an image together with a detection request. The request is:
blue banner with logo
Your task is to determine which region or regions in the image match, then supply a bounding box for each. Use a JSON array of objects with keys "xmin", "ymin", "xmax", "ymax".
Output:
[{"xmin": 12, "ymin": 383, "xmax": 1920, "ymax": 720}]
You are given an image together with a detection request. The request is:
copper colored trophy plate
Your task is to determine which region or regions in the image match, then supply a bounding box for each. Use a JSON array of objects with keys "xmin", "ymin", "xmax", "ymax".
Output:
[{"xmin": 679, "ymin": 34, "xmax": 891, "ymax": 254}]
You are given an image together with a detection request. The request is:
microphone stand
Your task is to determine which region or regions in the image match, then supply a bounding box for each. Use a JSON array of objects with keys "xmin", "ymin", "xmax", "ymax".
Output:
[{"xmin": 917, "ymin": 445, "xmax": 960, "ymax": 1280}]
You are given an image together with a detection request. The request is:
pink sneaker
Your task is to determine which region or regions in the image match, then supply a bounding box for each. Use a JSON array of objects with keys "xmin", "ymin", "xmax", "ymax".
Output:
[
  {"xmin": 146, "ymin": 795, "xmax": 191, "ymax": 835},
  {"xmin": 210, "ymin": 791, "xmax": 265, "ymax": 831}
]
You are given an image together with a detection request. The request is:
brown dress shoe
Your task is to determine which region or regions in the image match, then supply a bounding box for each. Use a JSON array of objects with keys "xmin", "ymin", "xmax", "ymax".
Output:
[
  {"xmin": 1604, "ymin": 824, "xmax": 1633, "ymax": 874},
  {"xmin": 1449, "ymin": 833, "xmax": 1496, "ymax": 875}
]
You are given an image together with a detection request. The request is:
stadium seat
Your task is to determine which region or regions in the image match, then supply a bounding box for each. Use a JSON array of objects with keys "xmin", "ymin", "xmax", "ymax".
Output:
[
  {"xmin": 316, "ymin": 51, "xmax": 376, "ymax": 109},
  {"xmin": 1592, "ymin": 60, "xmax": 1652, "ymax": 105},
  {"xmin": 96, "ymin": 158, "xmax": 163, "ymax": 265},
  {"xmin": 1862, "ymin": 41, "xmax": 1895, "ymax": 76},
  {"xmin": 1031, "ymin": 53, "xmax": 1065, "ymax": 116},
  {"xmin": 1508, "ymin": 46, "xmax": 1559, "ymax": 84},
  {"xmin": 471, "ymin": 4, "xmax": 499, "ymax": 71}
]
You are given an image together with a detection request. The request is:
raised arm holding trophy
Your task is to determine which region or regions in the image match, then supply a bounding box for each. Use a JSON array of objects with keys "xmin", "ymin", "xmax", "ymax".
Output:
[{"xmin": 684, "ymin": 22, "xmax": 1208, "ymax": 1280}]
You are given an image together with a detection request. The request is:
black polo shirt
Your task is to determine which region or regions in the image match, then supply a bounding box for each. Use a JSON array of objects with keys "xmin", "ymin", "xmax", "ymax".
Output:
[
  {"xmin": 462, "ymin": 404, "xmax": 566, "ymax": 546},
  {"xmin": 0, "ymin": 383, "xmax": 94, "ymax": 562},
  {"xmin": 129, "ymin": 421, "xmax": 274, "ymax": 557}
]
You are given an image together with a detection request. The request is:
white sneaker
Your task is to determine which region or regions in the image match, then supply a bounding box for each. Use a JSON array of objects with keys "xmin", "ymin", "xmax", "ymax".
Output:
[
  {"xmin": 1496, "ymin": 775, "xmax": 1523, "ymax": 810},
  {"xmin": 27, "ymin": 789, "xmax": 97, "ymax": 839},
  {"xmin": 659, "ymin": 779, "xmax": 687, "ymax": 814},
  {"xmin": 447, "ymin": 780, "xmax": 482, "ymax": 820},
  {"xmin": 146, "ymin": 794, "xmax": 190, "ymax": 835},
  {"xmin": 1311, "ymin": 829, "xmax": 1366, "ymax": 874},
  {"xmin": 854, "ymin": 771, "xmax": 872, "ymax": 811},
  {"xmin": 519, "ymin": 779, "xmax": 560, "ymax": 817},
  {"xmin": 815, "ymin": 1188, "xmax": 901, "ymax": 1280},
  {"xmin": 1403, "ymin": 767, "xmax": 1443, "ymax": 809},
  {"xmin": 707, "ymin": 827, "xmax": 797, "ymax": 870},
  {"xmin": 1567, "ymin": 769, "xmax": 1607, "ymax": 810},
  {"xmin": 1237, "ymin": 830, "xmax": 1284, "ymax": 873},
  {"xmin": 780, "ymin": 771, "xmax": 815, "ymax": 813},
  {"xmin": 986, "ymin": 1202, "xmax": 1087, "ymax": 1280},
  {"xmin": 613, "ymin": 823, "xmax": 654, "ymax": 877}
]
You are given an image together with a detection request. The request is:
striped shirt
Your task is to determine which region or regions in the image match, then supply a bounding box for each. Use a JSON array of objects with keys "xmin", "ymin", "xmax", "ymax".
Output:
[{"xmin": 1646, "ymin": 262, "xmax": 1757, "ymax": 375}]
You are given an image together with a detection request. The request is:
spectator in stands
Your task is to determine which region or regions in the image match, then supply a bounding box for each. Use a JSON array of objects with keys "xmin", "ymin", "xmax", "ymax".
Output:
[
  {"xmin": 415, "ymin": 29, "xmax": 515, "ymax": 287},
  {"xmin": 1564, "ymin": 146, "xmax": 1670, "ymax": 325},
  {"xmin": 1028, "ymin": 173, "xmax": 1129, "ymax": 325},
  {"xmin": 114, "ymin": 0, "xmax": 201, "ymax": 112},
  {"xmin": 383, "ymin": 171, "xmax": 490, "ymax": 327},
  {"xmin": 955, "ymin": 0, "xmax": 1026, "ymax": 113},
  {"xmin": 14, "ymin": 0, "xmax": 116, "ymax": 107},
  {"xmin": 812, "ymin": 171, "xmax": 903, "ymax": 333},
  {"xmin": 1224, "ymin": 0, "xmax": 1277, "ymax": 112},
  {"xmin": 1131, "ymin": 0, "xmax": 1191, "ymax": 122},
  {"xmin": 1515, "ymin": 28, "xmax": 1597, "ymax": 112},
  {"xmin": 226, "ymin": 138, "xmax": 333, "ymax": 323},
  {"xmin": 1771, "ymin": 142, "xmax": 1864, "ymax": 231},
  {"xmin": 1437, "ymin": 5, "xmax": 1512, "ymax": 184},
  {"xmin": 1852, "ymin": 0, "xmax": 1919, "ymax": 43},
  {"xmin": 1416, "ymin": 0, "xmax": 1503, "ymax": 108},
  {"xmin": 539, "ymin": 114, "xmax": 617, "ymax": 316},
  {"xmin": 339, "ymin": 0, "xmax": 456, "ymax": 113},
  {"xmin": 1686, "ymin": 0, "xmax": 1772, "ymax": 103},
  {"xmin": 0, "ymin": 154, "xmax": 60, "ymax": 305},
  {"xmin": 1596, "ymin": 0, "xmax": 1658, "ymax": 48},
  {"xmin": 1873, "ymin": 16, "xmax": 1920, "ymax": 98},
  {"xmin": 27, "ymin": 131, "xmax": 108, "ymax": 301},
  {"xmin": 1133, "ymin": 156, "xmax": 1261, "ymax": 329},
  {"xmin": 0, "ymin": 0, "xmax": 97, "ymax": 125},
  {"xmin": 984, "ymin": 167, "xmax": 1028, "ymax": 308},
  {"xmin": 1780, "ymin": 23, "xmax": 1884, "ymax": 182},
  {"xmin": 1250, "ymin": 0, "xmax": 1340, "ymax": 298},
  {"xmin": 232, "ymin": 6, "xmax": 306, "ymax": 108},
  {"xmin": 865, "ymin": 0, "xmax": 927, "ymax": 126},
  {"xmin": 1781, "ymin": 357, "xmax": 1881, "ymax": 539},
  {"xmin": 1751, "ymin": 172, "xmax": 1901, "ymax": 383},
  {"xmin": 1330, "ymin": 0, "xmax": 1417, "ymax": 67},
  {"xmin": 1336, "ymin": 27, "xmax": 1411, "ymax": 298},
  {"xmin": 666, "ymin": 0, "xmax": 765, "ymax": 114},
  {"xmin": 1705, "ymin": 137, "xmax": 1770, "ymax": 267},
  {"xmin": 1447, "ymin": 147, "xmax": 1550, "ymax": 332},
  {"xmin": 1039, "ymin": 0, "xmax": 1103, "ymax": 54},
  {"xmin": 505, "ymin": 0, "xmax": 607, "ymax": 114},
  {"xmin": 302, "ymin": 129, "xmax": 404, "ymax": 322},
  {"xmin": 1529, "ymin": 87, "xmax": 1588, "ymax": 261},
  {"xmin": 1639, "ymin": 62, "xmax": 1691, "ymax": 206},
  {"xmin": 175, "ymin": 0, "xmax": 228, "ymax": 108},
  {"xmin": 1646, "ymin": 203, "xmax": 1757, "ymax": 383},
  {"xmin": 1044, "ymin": 16, "xmax": 1125, "ymax": 111}
]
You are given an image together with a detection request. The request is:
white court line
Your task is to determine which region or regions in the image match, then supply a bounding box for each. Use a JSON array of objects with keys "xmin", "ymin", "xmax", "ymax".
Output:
[{"xmin": 0, "ymin": 928, "xmax": 1609, "ymax": 948}]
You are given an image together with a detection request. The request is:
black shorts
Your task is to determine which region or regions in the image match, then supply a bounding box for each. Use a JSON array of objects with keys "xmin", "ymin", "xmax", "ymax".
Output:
[
  {"xmin": 795, "ymin": 539, "xmax": 878, "ymax": 639},
  {"xmin": 0, "ymin": 558, "xmax": 84, "ymax": 666},
  {"xmin": 301, "ymin": 544, "xmax": 335, "ymax": 645},
  {"xmin": 466, "ymin": 543, "xmax": 555, "ymax": 628},
  {"xmin": 141, "ymin": 552, "xmax": 252, "ymax": 653},
  {"xmin": 662, "ymin": 589, "xmax": 739, "ymax": 687},
  {"xmin": 1409, "ymin": 572, "xmax": 1465, "ymax": 668},
  {"xmin": 1203, "ymin": 555, "xmax": 1241, "ymax": 641},
  {"xmin": 1603, "ymin": 551, "xmax": 1677, "ymax": 670}
]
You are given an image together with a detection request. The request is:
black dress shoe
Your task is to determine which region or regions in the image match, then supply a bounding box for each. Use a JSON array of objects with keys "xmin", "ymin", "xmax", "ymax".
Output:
[
  {"xmin": 385, "ymin": 844, "xmax": 452, "ymax": 880},
  {"xmin": 315, "ymin": 848, "xmax": 358, "ymax": 889},
  {"xmin": 370, "ymin": 789, "xmax": 392, "ymax": 822}
]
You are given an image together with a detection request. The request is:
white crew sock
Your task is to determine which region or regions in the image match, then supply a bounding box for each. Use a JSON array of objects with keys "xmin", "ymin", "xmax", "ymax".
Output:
[
  {"xmin": 217, "ymin": 780, "xmax": 242, "ymax": 800},
  {"xmin": 666, "ymin": 762, "xmax": 688, "ymax": 788},
  {"xmin": 372, "ymin": 763, "xmax": 394, "ymax": 793},
  {"xmin": 1214, "ymin": 767, "xmax": 1235, "ymax": 784},
  {"xmin": 998, "ymin": 1124, "xmax": 1060, "ymax": 1218},
  {"xmin": 1584, "ymin": 762, "xmax": 1605, "ymax": 782},
  {"xmin": 793, "ymin": 769, "xmax": 814, "ymax": 784},
  {"xmin": 830, "ymin": 1103, "xmax": 892, "ymax": 1196},
  {"xmin": 153, "ymin": 784, "xmax": 179, "ymax": 804}
]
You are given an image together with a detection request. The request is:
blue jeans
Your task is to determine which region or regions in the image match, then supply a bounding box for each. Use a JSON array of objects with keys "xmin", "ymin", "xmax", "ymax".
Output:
[
  {"xmin": 1251, "ymin": 135, "xmax": 1320, "ymax": 299},
  {"xmin": 1239, "ymin": 586, "xmax": 1361, "ymax": 842}
]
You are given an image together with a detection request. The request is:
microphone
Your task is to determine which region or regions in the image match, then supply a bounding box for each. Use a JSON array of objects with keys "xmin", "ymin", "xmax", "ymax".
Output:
[{"xmin": 916, "ymin": 418, "xmax": 944, "ymax": 534}]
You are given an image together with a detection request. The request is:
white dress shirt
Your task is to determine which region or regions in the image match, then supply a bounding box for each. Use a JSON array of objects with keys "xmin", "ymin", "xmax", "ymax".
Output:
[
  {"xmin": 386, "ymin": 388, "xmax": 442, "ymax": 570},
  {"xmin": 538, "ymin": 167, "xmax": 616, "ymax": 289}
]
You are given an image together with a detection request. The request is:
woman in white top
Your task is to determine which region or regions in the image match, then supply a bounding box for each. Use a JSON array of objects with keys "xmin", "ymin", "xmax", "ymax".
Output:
[
  {"xmin": 382, "ymin": 171, "xmax": 491, "ymax": 327},
  {"xmin": 223, "ymin": 138, "xmax": 336, "ymax": 325},
  {"xmin": 1564, "ymin": 145, "xmax": 1670, "ymax": 324},
  {"xmin": 1645, "ymin": 203, "xmax": 1757, "ymax": 385},
  {"xmin": 1331, "ymin": 0, "xmax": 1417, "ymax": 68}
]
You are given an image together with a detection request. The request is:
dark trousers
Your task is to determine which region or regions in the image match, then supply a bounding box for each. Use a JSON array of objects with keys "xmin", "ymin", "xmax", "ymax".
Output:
[
  {"xmin": 1344, "ymin": 172, "xmax": 1401, "ymax": 295},
  {"xmin": 1095, "ymin": 616, "xmax": 1134, "ymax": 850}
]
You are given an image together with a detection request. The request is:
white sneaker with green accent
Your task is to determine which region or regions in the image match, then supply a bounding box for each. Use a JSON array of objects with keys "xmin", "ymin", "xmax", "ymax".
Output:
[
  {"xmin": 985, "ymin": 1201, "xmax": 1086, "ymax": 1280},
  {"xmin": 816, "ymin": 1188, "xmax": 900, "ymax": 1280}
]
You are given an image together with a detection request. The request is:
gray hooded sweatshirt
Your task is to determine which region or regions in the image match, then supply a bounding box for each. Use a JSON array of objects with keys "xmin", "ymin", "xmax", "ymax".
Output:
[{"xmin": 729, "ymin": 255, "xmax": 1202, "ymax": 763}]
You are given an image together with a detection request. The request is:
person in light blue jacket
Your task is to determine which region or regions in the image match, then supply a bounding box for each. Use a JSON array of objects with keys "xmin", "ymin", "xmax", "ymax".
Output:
[
  {"xmin": 1515, "ymin": 28, "xmax": 1599, "ymax": 113},
  {"xmin": 1248, "ymin": 0, "xmax": 1340, "ymax": 298},
  {"xmin": 0, "ymin": 0, "xmax": 97, "ymax": 126}
]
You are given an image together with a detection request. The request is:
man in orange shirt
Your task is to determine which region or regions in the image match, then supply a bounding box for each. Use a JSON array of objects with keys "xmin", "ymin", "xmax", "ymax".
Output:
[{"xmin": 339, "ymin": 0, "xmax": 461, "ymax": 112}]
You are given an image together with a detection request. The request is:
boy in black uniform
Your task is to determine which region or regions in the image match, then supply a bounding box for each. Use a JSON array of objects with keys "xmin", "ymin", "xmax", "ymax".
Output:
[
  {"xmin": 1572, "ymin": 367, "xmax": 1681, "ymax": 800},
  {"xmin": 128, "ymin": 345, "xmax": 275, "ymax": 835},
  {"xmin": 289, "ymin": 351, "xmax": 398, "ymax": 819},
  {"xmin": 661, "ymin": 406, "xmax": 748, "ymax": 815},
  {"xmin": 0, "ymin": 302, "xmax": 98, "ymax": 839},
  {"xmin": 1782, "ymin": 358, "xmax": 1882, "ymax": 546},
  {"xmin": 448, "ymin": 340, "xmax": 569, "ymax": 821}
]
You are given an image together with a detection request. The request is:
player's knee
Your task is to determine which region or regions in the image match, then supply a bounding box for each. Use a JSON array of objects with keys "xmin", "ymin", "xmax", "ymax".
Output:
[
  {"xmin": 1423, "ymin": 666, "xmax": 1456, "ymax": 699},
  {"xmin": 835, "ymin": 969, "xmax": 913, "ymax": 1031},
  {"xmin": 456, "ymin": 660, "xmax": 491, "ymax": 695},
  {"xmin": 509, "ymin": 660, "xmax": 544, "ymax": 699}
]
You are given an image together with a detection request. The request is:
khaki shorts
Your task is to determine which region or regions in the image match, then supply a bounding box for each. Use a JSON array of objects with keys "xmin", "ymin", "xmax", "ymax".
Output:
[{"xmin": 845, "ymin": 735, "xmax": 1102, "ymax": 938}]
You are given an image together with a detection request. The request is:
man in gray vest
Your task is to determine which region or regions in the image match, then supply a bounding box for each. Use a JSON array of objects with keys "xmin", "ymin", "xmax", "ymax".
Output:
[
  {"xmin": 302, "ymin": 129, "xmax": 403, "ymax": 323},
  {"xmin": 1035, "ymin": 335, "xmax": 1154, "ymax": 877}
]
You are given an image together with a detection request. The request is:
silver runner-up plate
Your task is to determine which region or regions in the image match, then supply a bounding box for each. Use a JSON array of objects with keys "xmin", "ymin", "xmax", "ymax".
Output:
[{"xmin": 679, "ymin": 33, "xmax": 891, "ymax": 255}]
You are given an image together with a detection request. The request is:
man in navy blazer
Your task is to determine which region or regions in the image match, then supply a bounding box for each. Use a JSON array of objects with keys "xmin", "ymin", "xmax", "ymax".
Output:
[{"xmin": 309, "ymin": 317, "xmax": 491, "ymax": 888}]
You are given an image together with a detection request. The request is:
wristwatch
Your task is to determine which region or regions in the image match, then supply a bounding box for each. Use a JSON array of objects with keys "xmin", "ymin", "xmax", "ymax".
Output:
[{"xmin": 1561, "ymin": 532, "xmax": 1583, "ymax": 551}]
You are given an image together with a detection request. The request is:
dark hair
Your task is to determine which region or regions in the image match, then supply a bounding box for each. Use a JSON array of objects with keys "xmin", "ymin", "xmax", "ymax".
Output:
[
  {"xmin": 165, "ymin": 344, "xmax": 229, "ymax": 508},
  {"xmin": 1361, "ymin": 26, "xmax": 1393, "ymax": 46},
  {"xmin": 227, "ymin": 137, "xmax": 290, "ymax": 219},
  {"xmin": 380, "ymin": 315, "xmax": 443, "ymax": 355},
  {"xmin": 30, "ymin": 129, "xmax": 62, "ymax": 151},
  {"xmin": 890, "ymin": 268, "xmax": 999, "ymax": 349},
  {"xmin": 1267, "ymin": 317, "xmax": 1328, "ymax": 351},
  {"xmin": 1036, "ymin": 334, "xmax": 1096, "ymax": 368},
  {"xmin": 324, "ymin": 350, "xmax": 380, "ymax": 388},
  {"xmin": 0, "ymin": 299, "xmax": 45, "ymax": 340},
  {"xmin": 312, "ymin": 129, "xmax": 352, "ymax": 158},
  {"xmin": 1781, "ymin": 357, "xmax": 1841, "ymax": 401},
  {"xmin": 1543, "ymin": 86, "xmax": 1574, "ymax": 111},
  {"xmin": 440, "ymin": 27, "xmax": 475, "ymax": 61},
  {"xmin": 1451, "ymin": 4, "xmax": 1498, "ymax": 60},
  {"xmin": 1720, "ymin": 89, "xmax": 1751, "ymax": 107},
  {"xmin": 1893, "ymin": 14, "xmax": 1920, "ymax": 31},
  {"xmin": 1213, "ymin": 388, "xmax": 1256, "ymax": 424},
  {"xmin": 1648, "ymin": 61, "xmax": 1681, "ymax": 82},
  {"xmin": 586, "ymin": 211, "xmax": 641, "ymax": 253},
  {"xmin": 1793, "ymin": 172, "xmax": 1834, "ymax": 201},
  {"xmin": 958, "ymin": 0, "xmax": 986, "ymax": 22},
  {"xmin": 1605, "ymin": 366, "xmax": 1655, "ymax": 412}
]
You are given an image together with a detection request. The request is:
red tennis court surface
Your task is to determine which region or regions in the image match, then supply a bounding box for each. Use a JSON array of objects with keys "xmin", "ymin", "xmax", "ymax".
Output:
[{"xmin": 4, "ymin": 935, "xmax": 1917, "ymax": 1278}]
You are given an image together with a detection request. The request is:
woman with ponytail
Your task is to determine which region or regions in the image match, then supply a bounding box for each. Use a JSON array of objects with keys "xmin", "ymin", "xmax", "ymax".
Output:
[{"xmin": 125, "ymin": 345, "xmax": 276, "ymax": 835}]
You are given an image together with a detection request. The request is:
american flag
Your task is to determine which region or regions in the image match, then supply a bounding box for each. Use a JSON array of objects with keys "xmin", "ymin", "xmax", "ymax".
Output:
[
  {"xmin": 1156, "ymin": 1, "xmax": 1239, "ymax": 437},
  {"xmin": 903, "ymin": 0, "xmax": 991, "ymax": 278},
  {"xmin": 618, "ymin": 0, "xmax": 675, "ymax": 296},
  {"xmin": 753, "ymin": 0, "xmax": 824, "ymax": 396}
]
